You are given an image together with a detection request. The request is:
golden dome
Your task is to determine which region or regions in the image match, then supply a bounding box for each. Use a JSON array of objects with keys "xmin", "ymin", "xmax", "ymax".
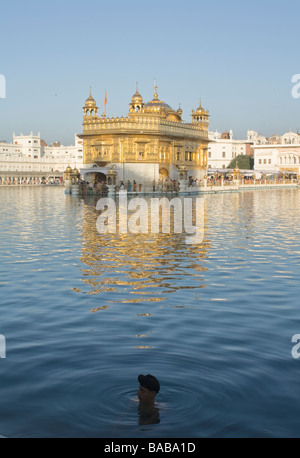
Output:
[
  {"xmin": 131, "ymin": 83, "xmax": 143, "ymax": 104},
  {"xmin": 145, "ymin": 85, "xmax": 174, "ymax": 114},
  {"xmin": 85, "ymin": 89, "xmax": 97, "ymax": 108},
  {"xmin": 65, "ymin": 165, "xmax": 72, "ymax": 172},
  {"xmin": 193, "ymin": 99, "xmax": 208, "ymax": 115},
  {"xmin": 146, "ymin": 99, "xmax": 173, "ymax": 112},
  {"xmin": 196, "ymin": 100, "xmax": 205, "ymax": 113}
]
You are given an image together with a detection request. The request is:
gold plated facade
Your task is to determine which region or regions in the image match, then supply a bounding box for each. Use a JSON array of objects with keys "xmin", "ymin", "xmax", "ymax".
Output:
[{"xmin": 79, "ymin": 85, "xmax": 210, "ymax": 182}]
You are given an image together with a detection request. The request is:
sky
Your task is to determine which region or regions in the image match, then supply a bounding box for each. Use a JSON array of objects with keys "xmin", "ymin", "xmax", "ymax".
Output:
[{"xmin": 0, "ymin": 0, "xmax": 300, "ymax": 145}]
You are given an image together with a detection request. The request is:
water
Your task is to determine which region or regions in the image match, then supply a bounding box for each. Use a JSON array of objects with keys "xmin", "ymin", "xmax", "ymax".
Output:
[{"xmin": 0, "ymin": 187, "xmax": 300, "ymax": 438}]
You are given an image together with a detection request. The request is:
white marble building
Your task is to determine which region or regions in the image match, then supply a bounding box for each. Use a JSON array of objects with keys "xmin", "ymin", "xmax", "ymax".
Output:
[
  {"xmin": 207, "ymin": 130, "xmax": 252, "ymax": 170},
  {"xmin": 0, "ymin": 132, "xmax": 84, "ymax": 176},
  {"xmin": 249, "ymin": 130, "xmax": 300, "ymax": 176}
]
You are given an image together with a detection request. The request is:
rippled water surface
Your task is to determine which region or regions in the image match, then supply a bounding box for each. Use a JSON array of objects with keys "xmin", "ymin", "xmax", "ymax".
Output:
[{"xmin": 0, "ymin": 187, "xmax": 300, "ymax": 438}]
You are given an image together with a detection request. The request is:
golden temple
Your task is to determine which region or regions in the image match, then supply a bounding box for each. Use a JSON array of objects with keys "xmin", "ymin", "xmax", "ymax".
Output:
[{"xmin": 78, "ymin": 84, "xmax": 209, "ymax": 186}]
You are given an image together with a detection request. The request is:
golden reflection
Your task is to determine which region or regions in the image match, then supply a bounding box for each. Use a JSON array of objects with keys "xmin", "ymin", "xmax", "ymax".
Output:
[
  {"xmin": 72, "ymin": 288, "xmax": 82, "ymax": 293},
  {"xmin": 121, "ymin": 298, "xmax": 165, "ymax": 303},
  {"xmin": 75, "ymin": 195, "xmax": 209, "ymax": 304},
  {"xmin": 130, "ymin": 291, "xmax": 155, "ymax": 295},
  {"xmin": 90, "ymin": 306, "xmax": 109, "ymax": 313},
  {"xmin": 88, "ymin": 288, "xmax": 116, "ymax": 294}
]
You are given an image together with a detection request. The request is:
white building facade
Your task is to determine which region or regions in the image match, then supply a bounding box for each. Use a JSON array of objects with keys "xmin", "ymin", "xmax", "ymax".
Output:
[
  {"xmin": 0, "ymin": 132, "xmax": 84, "ymax": 177},
  {"xmin": 249, "ymin": 130, "xmax": 300, "ymax": 176},
  {"xmin": 208, "ymin": 130, "xmax": 252, "ymax": 170}
]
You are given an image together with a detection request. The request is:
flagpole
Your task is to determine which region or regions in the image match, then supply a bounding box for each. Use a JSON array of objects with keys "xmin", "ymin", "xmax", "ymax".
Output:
[{"xmin": 104, "ymin": 90, "xmax": 107, "ymax": 118}]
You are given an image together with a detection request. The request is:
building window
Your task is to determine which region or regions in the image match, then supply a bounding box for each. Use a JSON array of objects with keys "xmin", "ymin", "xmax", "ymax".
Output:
[
  {"xmin": 222, "ymin": 152, "xmax": 226, "ymax": 158},
  {"xmin": 259, "ymin": 159, "xmax": 262, "ymax": 164}
]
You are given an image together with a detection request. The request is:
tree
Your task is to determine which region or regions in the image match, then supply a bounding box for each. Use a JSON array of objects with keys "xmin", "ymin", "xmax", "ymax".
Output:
[{"xmin": 227, "ymin": 155, "xmax": 254, "ymax": 170}]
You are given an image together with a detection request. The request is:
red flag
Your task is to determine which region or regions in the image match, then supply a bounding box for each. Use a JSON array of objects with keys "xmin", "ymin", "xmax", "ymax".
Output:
[{"xmin": 104, "ymin": 91, "xmax": 107, "ymax": 117}]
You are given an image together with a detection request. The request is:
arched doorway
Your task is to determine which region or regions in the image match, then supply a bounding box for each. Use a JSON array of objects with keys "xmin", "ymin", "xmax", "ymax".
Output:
[{"xmin": 95, "ymin": 172, "xmax": 106, "ymax": 183}]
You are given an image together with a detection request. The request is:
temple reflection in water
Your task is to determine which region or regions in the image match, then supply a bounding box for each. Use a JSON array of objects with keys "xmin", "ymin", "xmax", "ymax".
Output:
[{"xmin": 73, "ymin": 195, "xmax": 210, "ymax": 305}]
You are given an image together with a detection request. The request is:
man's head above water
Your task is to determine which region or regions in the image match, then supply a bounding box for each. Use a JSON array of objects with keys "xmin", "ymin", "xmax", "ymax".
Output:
[{"xmin": 137, "ymin": 374, "xmax": 160, "ymax": 405}]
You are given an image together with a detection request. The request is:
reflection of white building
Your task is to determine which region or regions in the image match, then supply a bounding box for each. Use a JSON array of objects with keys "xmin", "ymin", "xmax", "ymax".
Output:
[
  {"xmin": 207, "ymin": 130, "xmax": 253, "ymax": 170},
  {"xmin": 0, "ymin": 132, "xmax": 84, "ymax": 174},
  {"xmin": 249, "ymin": 130, "xmax": 300, "ymax": 176}
]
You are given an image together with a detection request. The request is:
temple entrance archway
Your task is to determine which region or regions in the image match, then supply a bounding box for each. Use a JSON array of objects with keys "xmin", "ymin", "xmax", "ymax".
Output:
[{"xmin": 95, "ymin": 172, "xmax": 106, "ymax": 183}]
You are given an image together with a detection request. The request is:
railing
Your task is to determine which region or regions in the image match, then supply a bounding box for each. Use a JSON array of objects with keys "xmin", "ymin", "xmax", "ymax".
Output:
[
  {"xmin": 84, "ymin": 118, "xmax": 209, "ymax": 139},
  {"xmin": 205, "ymin": 178, "xmax": 298, "ymax": 187}
]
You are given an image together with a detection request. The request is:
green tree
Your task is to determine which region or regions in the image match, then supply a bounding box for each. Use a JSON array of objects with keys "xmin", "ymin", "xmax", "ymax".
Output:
[{"xmin": 227, "ymin": 155, "xmax": 254, "ymax": 170}]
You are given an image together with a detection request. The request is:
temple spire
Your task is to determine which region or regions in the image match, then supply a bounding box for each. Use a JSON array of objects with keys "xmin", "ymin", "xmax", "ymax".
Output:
[{"xmin": 154, "ymin": 82, "xmax": 158, "ymax": 100}]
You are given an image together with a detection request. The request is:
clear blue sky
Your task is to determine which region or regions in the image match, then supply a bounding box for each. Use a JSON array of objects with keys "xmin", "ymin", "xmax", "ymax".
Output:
[{"xmin": 0, "ymin": 0, "xmax": 299, "ymax": 145}]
